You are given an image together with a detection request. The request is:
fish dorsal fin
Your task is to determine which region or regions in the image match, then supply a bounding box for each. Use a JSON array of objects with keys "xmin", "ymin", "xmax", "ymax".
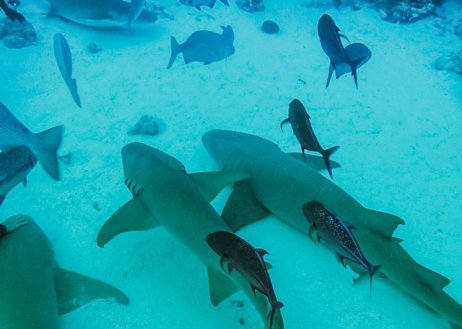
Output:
[
  {"xmin": 55, "ymin": 267, "xmax": 129, "ymax": 315},
  {"xmin": 221, "ymin": 180, "xmax": 270, "ymax": 232},
  {"xmin": 96, "ymin": 197, "xmax": 159, "ymax": 248},
  {"xmin": 359, "ymin": 208, "xmax": 404, "ymax": 239},
  {"xmin": 189, "ymin": 170, "xmax": 249, "ymax": 202},
  {"xmin": 287, "ymin": 152, "xmax": 341, "ymax": 172},
  {"xmin": 207, "ymin": 267, "xmax": 238, "ymax": 306}
]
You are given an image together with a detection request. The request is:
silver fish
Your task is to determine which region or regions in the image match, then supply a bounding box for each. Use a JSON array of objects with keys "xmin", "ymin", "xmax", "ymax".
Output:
[
  {"xmin": 206, "ymin": 230, "xmax": 283, "ymax": 329},
  {"xmin": 179, "ymin": 0, "xmax": 229, "ymax": 10},
  {"xmin": 280, "ymin": 99, "xmax": 339, "ymax": 178},
  {"xmin": 0, "ymin": 146, "xmax": 37, "ymax": 206},
  {"xmin": 302, "ymin": 201, "xmax": 381, "ymax": 295},
  {"xmin": 0, "ymin": 102, "xmax": 63, "ymax": 181},
  {"xmin": 53, "ymin": 33, "xmax": 81, "ymax": 108},
  {"xmin": 167, "ymin": 25, "xmax": 235, "ymax": 69}
]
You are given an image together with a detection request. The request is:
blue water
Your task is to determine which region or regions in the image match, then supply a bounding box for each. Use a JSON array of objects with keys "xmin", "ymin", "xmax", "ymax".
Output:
[{"xmin": 1, "ymin": 0, "xmax": 461, "ymax": 328}]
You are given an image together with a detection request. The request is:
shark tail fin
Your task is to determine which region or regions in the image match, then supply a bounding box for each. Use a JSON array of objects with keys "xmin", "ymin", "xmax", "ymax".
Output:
[
  {"xmin": 55, "ymin": 267, "xmax": 129, "ymax": 314},
  {"xmin": 359, "ymin": 208, "xmax": 404, "ymax": 239},
  {"xmin": 33, "ymin": 125, "xmax": 64, "ymax": 181},
  {"xmin": 97, "ymin": 197, "xmax": 159, "ymax": 248},
  {"xmin": 321, "ymin": 146, "xmax": 340, "ymax": 179},
  {"xmin": 167, "ymin": 36, "xmax": 180, "ymax": 69}
]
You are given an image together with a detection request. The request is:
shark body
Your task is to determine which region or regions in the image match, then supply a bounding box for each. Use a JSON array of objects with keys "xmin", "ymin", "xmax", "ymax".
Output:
[
  {"xmin": 202, "ymin": 129, "xmax": 462, "ymax": 329},
  {"xmin": 97, "ymin": 142, "xmax": 284, "ymax": 329},
  {"xmin": 0, "ymin": 215, "xmax": 129, "ymax": 329}
]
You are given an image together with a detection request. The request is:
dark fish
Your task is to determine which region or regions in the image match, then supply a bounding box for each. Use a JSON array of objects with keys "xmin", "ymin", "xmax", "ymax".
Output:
[
  {"xmin": 0, "ymin": 102, "xmax": 63, "ymax": 180},
  {"xmin": 179, "ymin": 0, "xmax": 229, "ymax": 10},
  {"xmin": 280, "ymin": 99, "xmax": 339, "ymax": 178},
  {"xmin": 0, "ymin": 146, "xmax": 37, "ymax": 206},
  {"xmin": 53, "ymin": 33, "xmax": 81, "ymax": 108},
  {"xmin": 302, "ymin": 201, "xmax": 381, "ymax": 295},
  {"xmin": 206, "ymin": 231, "xmax": 283, "ymax": 329},
  {"xmin": 317, "ymin": 14, "xmax": 371, "ymax": 88},
  {"xmin": 167, "ymin": 25, "xmax": 235, "ymax": 69}
]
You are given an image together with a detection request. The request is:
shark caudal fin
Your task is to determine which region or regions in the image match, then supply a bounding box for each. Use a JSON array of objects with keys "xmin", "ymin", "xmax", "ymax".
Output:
[
  {"xmin": 97, "ymin": 198, "xmax": 159, "ymax": 247},
  {"xmin": 321, "ymin": 146, "xmax": 340, "ymax": 179},
  {"xmin": 207, "ymin": 267, "xmax": 238, "ymax": 306},
  {"xmin": 189, "ymin": 170, "xmax": 249, "ymax": 202},
  {"xmin": 359, "ymin": 207, "xmax": 404, "ymax": 240},
  {"xmin": 167, "ymin": 37, "xmax": 180, "ymax": 69},
  {"xmin": 34, "ymin": 125, "xmax": 64, "ymax": 181},
  {"xmin": 55, "ymin": 268, "xmax": 129, "ymax": 314},
  {"xmin": 221, "ymin": 180, "xmax": 270, "ymax": 232}
]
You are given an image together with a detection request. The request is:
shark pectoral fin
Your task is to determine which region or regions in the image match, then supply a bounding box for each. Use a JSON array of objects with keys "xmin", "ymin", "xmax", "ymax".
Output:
[
  {"xmin": 287, "ymin": 153, "xmax": 341, "ymax": 171},
  {"xmin": 221, "ymin": 180, "xmax": 270, "ymax": 232},
  {"xmin": 207, "ymin": 267, "xmax": 238, "ymax": 306},
  {"xmin": 189, "ymin": 170, "xmax": 250, "ymax": 202},
  {"xmin": 55, "ymin": 268, "xmax": 129, "ymax": 315},
  {"xmin": 97, "ymin": 198, "xmax": 159, "ymax": 248},
  {"xmin": 360, "ymin": 208, "xmax": 405, "ymax": 239}
]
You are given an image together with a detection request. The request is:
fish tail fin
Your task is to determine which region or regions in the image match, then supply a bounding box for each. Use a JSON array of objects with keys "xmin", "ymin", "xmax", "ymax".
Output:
[
  {"xmin": 220, "ymin": 0, "xmax": 230, "ymax": 5},
  {"xmin": 352, "ymin": 66, "xmax": 358, "ymax": 89},
  {"xmin": 321, "ymin": 146, "xmax": 340, "ymax": 179},
  {"xmin": 368, "ymin": 264, "xmax": 382, "ymax": 297},
  {"xmin": 34, "ymin": 125, "xmax": 64, "ymax": 180},
  {"xmin": 267, "ymin": 301, "xmax": 284, "ymax": 329},
  {"xmin": 167, "ymin": 36, "xmax": 180, "ymax": 69}
]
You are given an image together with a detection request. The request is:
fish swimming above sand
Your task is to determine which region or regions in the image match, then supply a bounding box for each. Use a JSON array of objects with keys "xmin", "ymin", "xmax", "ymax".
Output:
[
  {"xmin": 318, "ymin": 14, "xmax": 371, "ymax": 88},
  {"xmin": 0, "ymin": 102, "xmax": 63, "ymax": 180},
  {"xmin": 0, "ymin": 215, "xmax": 129, "ymax": 329},
  {"xmin": 207, "ymin": 230, "xmax": 283, "ymax": 329},
  {"xmin": 202, "ymin": 129, "xmax": 462, "ymax": 329},
  {"xmin": 179, "ymin": 0, "xmax": 229, "ymax": 10},
  {"xmin": 280, "ymin": 99, "xmax": 339, "ymax": 178},
  {"xmin": 97, "ymin": 142, "xmax": 284, "ymax": 329},
  {"xmin": 54, "ymin": 33, "xmax": 81, "ymax": 108},
  {"xmin": 167, "ymin": 25, "xmax": 235, "ymax": 69},
  {"xmin": 302, "ymin": 201, "xmax": 381, "ymax": 296},
  {"xmin": 0, "ymin": 146, "xmax": 37, "ymax": 206},
  {"xmin": 46, "ymin": 0, "xmax": 157, "ymax": 27}
]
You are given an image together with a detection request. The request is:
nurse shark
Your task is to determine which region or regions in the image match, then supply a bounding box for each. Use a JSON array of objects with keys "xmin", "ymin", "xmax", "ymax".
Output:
[
  {"xmin": 46, "ymin": 0, "xmax": 157, "ymax": 27},
  {"xmin": 0, "ymin": 215, "xmax": 129, "ymax": 329},
  {"xmin": 97, "ymin": 142, "xmax": 284, "ymax": 329},
  {"xmin": 202, "ymin": 129, "xmax": 462, "ymax": 329}
]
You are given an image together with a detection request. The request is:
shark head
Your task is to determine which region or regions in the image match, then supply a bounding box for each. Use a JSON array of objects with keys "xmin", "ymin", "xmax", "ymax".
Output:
[{"xmin": 121, "ymin": 143, "xmax": 185, "ymax": 193}]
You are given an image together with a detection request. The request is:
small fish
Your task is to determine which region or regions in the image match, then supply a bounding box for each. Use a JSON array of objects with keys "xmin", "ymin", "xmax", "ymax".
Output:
[
  {"xmin": 206, "ymin": 230, "xmax": 283, "ymax": 329},
  {"xmin": 0, "ymin": 146, "xmax": 37, "ymax": 206},
  {"xmin": 53, "ymin": 33, "xmax": 81, "ymax": 107},
  {"xmin": 167, "ymin": 25, "xmax": 235, "ymax": 69},
  {"xmin": 302, "ymin": 201, "xmax": 381, "ymax": 295},
  {"xmin": 127, "ymin": 0, "xmax": 145, "ymax": 28},
  {"xmin": 179, "ymin": 0, "xmax": 229, "ymax": 10},
  {"xmin": 317, "ymin": 14, "xmax": 371, "ymax": 88},
  {"xmin": 0, "ymin": 102, "xmax": 63, "ymax": 180},
  {"xmin": 280, "ymin": 99, "xmax": 339, "ymax": 178}
]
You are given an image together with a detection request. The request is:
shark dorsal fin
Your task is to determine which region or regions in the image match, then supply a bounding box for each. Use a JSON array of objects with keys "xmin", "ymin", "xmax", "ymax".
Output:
[
  {"xmin": 221, "ymin": 180, "xmax": 270, "ymax": 232},
  {"xmin": 55, "ymin": 267, "xmax": 129, "ymax": 315},
  {"xmin": 207, "ymin": 267, "xmax": 238, "ymax": 306},
  {"xmin": 189, "ymin": 170, "xmax": 249, "ymax": 202},
  {"xmin": 287, "ymin": 152, "xmax": 341, "ymax": 172},
  {"xmin": 359, "ymin": 208, "xmax": 404, "ymax": 240},
  {"xmin": 97, "ymin": 197, "xmax": 159, "ymax": 248}
]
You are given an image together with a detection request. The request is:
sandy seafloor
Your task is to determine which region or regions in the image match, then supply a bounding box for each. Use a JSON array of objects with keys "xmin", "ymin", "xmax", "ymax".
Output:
[{"xmin": 1, "ymin": 0, "xmax": 462, "ymax": 328}]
